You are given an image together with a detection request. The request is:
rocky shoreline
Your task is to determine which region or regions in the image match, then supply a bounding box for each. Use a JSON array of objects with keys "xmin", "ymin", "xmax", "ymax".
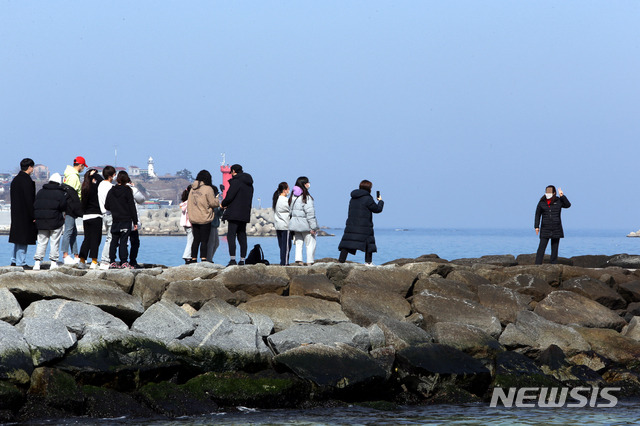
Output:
[{"xmin": 2, "ymin": 253, "xmax": 640, "ymax": 421}]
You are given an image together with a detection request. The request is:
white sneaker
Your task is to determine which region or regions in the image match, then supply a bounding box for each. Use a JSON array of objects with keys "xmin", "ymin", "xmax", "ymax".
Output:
[
  {"xmin": 99, "ymin": 262, "xmax": 110, "ymax": 270},
  {"xmin": 364, "ymin": 262, "xmax": 375, "ymax": 267},
  {"xmin": 89, "ymin": 262, "xmax": 99, "ymax": 270},
  {"xmin": 33, "ymin": 260, "xmax": 41, "ymax": 271},
  {"xmin": 63, "ymin": 256, "xmax": 77, "ymax": 265},
  {"xmin": 50, "ymin": 262, "xmax": 59, "ymax": 270}
]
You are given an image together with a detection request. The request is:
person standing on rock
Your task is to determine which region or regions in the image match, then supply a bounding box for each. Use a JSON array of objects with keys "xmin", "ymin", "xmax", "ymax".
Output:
[
  {"xmin": 273, "ymin": 182, "xmax": 292, "ymax": 265},
  {"xmin": 98, "ymin": 166, "xmax": 116, "ymax": 269},
  {"xmin": 187, "ymin": 170, "xmax": 221, "ymax": 263},
  {"xmin": 535, "ymin": 185, "xmax": 571, "ymax": 265},
  {"xmin": 105, "ymin": 171, "xmax": 138, "ymax": 269},
  {"xmin": 205, "ymin": 184, "xmax": 222, "ymax": 263},
  {"xmin": 9, "ymin": 158, "xmax": 37, "ymax": 269},
  {"xmin": 127, "ymin": 179, "xmax": 146, "ymax": 268},
  {"xmin": 61, "ymin": 156, "xmax": 87, "ymax": 265},
  {"xmin": 338, "ymin": 180, "xmax": 384, "ymax": 265},
  {"xmin": 33, "ymin": 172, "xmax": 67, "ymax": 270},
  {"xmin": 221, "ymin": 164, "xmax": 254, "ymax": 266},
  {"xmin": 180, "ymin": 185, "xmax": 193, "ymax": 264},
  {"xmin": 78, "ymin": 169, "xmax": 104, "ymax": 269},
  {"xmin": 288, "ymin": 176, "xmax": 318, "ymax": 266}
]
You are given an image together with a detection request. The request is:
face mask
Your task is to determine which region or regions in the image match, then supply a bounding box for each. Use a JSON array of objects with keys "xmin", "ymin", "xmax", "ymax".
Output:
[
  {"xmin": 306, "ymin": 183, "xmax": 310, "ymax": 189},
  {"xmin": 545, "ymin": 193, "xmax": 554, "ymax": 199}
]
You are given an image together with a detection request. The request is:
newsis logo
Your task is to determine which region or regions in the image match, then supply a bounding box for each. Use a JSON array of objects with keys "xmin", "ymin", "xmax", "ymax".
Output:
[{"xmin": 490, "ymin": 387, "xmax": 621, "ymax": 408}]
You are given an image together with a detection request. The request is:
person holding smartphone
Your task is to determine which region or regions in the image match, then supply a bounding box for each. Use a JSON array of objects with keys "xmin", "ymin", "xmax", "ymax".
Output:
[
  {"xmin": 534, "ymin": 185, "xmax": 571, "ymax": 264},
  {"xmin": 338, "ymin": 180, "xmax": 384, "ymax": 265}
]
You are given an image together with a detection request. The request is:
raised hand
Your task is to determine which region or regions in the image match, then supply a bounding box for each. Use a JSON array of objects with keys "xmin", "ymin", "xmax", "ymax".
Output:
[{"xmin": 558, "ymin": 187, "xmax": 563, "ymax": 197}]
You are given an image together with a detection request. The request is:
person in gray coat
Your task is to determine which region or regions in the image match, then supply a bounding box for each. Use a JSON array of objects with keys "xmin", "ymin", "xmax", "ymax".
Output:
[{"xmin": 288, "ymin": 176, "xmax": 318, "ymax": 265}]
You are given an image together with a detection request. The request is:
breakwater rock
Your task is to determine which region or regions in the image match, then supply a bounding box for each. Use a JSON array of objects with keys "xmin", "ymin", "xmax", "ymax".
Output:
[{"xmin": 3, "ymin": 253, "xmax": 640, "ymax": 420}]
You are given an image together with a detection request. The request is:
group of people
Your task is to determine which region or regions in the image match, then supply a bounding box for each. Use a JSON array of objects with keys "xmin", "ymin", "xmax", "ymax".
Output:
[{"xmin": 9, "ymin": 157, "xmax": 145, "ymax": 270}]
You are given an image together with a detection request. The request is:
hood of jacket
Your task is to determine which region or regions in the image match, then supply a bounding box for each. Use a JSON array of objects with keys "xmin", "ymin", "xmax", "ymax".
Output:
[
  {"xmin": 350, "ymin": 189, "xmax": 371, "ymax": 199},
  {"xmin": 64, "ymin": 165, "xmax": 78, "ymax": 178},
  {"xmin": 231, "ymin": 172, "xmax": 254, "ymax": 187},
  {"xmin": 191, "ymin": 180, "xmax": 206, "ymax": 190},
  {"xmin": 43, "ymin": 182, "xmax": 64, "ymax": 191},
  {"xmin": 110, "ymin": 184, "xmax": 132, "ymax": 199}
]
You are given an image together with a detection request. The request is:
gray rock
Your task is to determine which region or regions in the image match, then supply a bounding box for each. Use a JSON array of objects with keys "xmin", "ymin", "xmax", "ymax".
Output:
[
  {"xmin": 132, "ymin": 300, "xmax": 195, "ymax": 342},
  {"xmin": 477, "ymin": 284, "xmax": 532, "ymax": 325},
  {"xmin": 445, "ymin": 269, "xmax": 491, "ymax": 289},
  {"xmin": 132, "ymin": 273, "xmax": 169, "ymax": 310},
  {"xmin": 289, "ymin": 274, "xmax": 340, "ymax": 302},
  {"xmin": 451, "ymin": 255, "xmax": 517, "ymax": 267},
  {"xmin": 413, "ymin": 275, "xmax": 478, "ymax": 301},
  {"xmin": 498, "ymin": 310, "xmax": 590, "ymax": 354},
  {"xmin": 343, "ymin": 266, "xmax": 417, "ymax": 296},
  {"xmin": 0, "ymin": 287, "xmax": 22, "ymax": 324},
  {"xmin": 268, "ymin": 323, "xmax": 370, "ymax": 354},
  {"xmin": 0, "ymin": 271, "xmax": 144, "ymax": 323},
  {"xmin": 399, "ymin": 261, "xmax": 454, "ymax": 279},
  {"xmin": 432, "ymin": 322, "xmax": 504, "ymax": 357},
  {"xmin": 607, "ymin": 254, "xmax": 640, "ymax": 269},
  {"xmin": 162, "ymin": 279, "xmax": 235, "ymax": 309},
  {"xmin": 573, "ymin": 326, "xmax": 640, "ymax": 365},
  {"xmin": 246, "ymin": 311, "xmax": 274, "ymax": 337},
  {"xmin": 503, "ymin": 265, "xmax": 563, "ymax": 286},
  {"xmin": 180, "ymin": 316, "xmax": 265, "ymax": 355},
  {"xmin": 560, "ymin": 276, "xmax": 626, "ymax": 310},
  {"xmin": 0, "ymin": 320, "xmax": 33, "ymax": 383},
  {"xmin": 618, "ymin": 281, "xmax": 640, "ymax": 303},
  {"xmin": 534, "ymin": 291, "xmax": 627, "ymax": 331},
  {"xmin": 368, "ymin": 324, "xmax": 386, "ymax": 349},
  {"xmin": 102, "ymin": 270, "xmax": 136, "ymax": 293},
  {"xmin": 28, "ymin": 367, "xmax": 84, "ymax": 412},
  {"xmin": 213, "ymin": 264, "xmax": 289, "ymax": 297},
  {"xmin": 22, "ymin": 299, "xmax": 128, "ymax": 337},
  {"xmin": 15, "ymin": 317, "xmax": 77, "ymax": 365},
  {"xmin": 622, "ymin": 316, "xmax": 640, "ymax": 341},
  {"xmin": 340, "ymin": 283, "xmax": 411, "ymax": 327},
  {"xmin": 239, "ymin": 294, "xmax": 349, "ymax": 332},
  {"xmin": 196, "ymin": 298, "xmax": 251, "ymax": 324},
  {"xmin": 500, "ymin": 274, "xmax": 554, "ymax": 302},
  {"xmin": 570, "ymin": 255, "xmax": 612, "ymax": 269},
  {"xmin": 159, "ymin": 265, "xmax": 218, "ymax": 282},
  {"xmin": 375, "ymin": 319, "xmax": 433, "ymax": 350},
  {"xmin": 411, "ymin": 291, "xmax": 502, "ymax": 337}
]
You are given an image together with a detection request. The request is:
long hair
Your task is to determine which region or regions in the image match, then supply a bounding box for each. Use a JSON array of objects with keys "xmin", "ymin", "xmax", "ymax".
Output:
[
  {"xmin": 181, "ymin": 185, "xmax": 192, "ymax": 202},
  {"xmin": 539, "ymin": 185, "xmax": 557, "ymax": 203},
  {"xmin": 81, "ymin": 169, "xmax": 97, "ymax": 201},
  {"xmin": 289, "ymin": 176, "xmax": 312, "ymax": 205},
  {"xmin": 116, "ymin": 170, "xmax": 131, "ymax": 185},
  {"xmin": 272, "ymin": 182, "xmax": 289, "ymax": 210},
  {"xmin": 194, "ymin": 170, "xmax": 218, "ymax": 195}
]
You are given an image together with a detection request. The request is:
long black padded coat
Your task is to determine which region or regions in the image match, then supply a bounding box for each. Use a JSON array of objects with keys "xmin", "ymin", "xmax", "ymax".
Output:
[
  {"xmin": 221, "ymin": 172, "xmax": 254, "ymax": 223},
  {"xmin": 9, "ymin": 171, "xmax": 37, "ymax": 245},
  {"xmin": 34, "ymin": 182, "xmax": 68, "ymax": 231},
  {"xmin": 534, "ymin": 195, "xmax": 571, "ymax": 239},
  {"xmin": 338, "ymin": 189, "xmax": 384, "ymax": 254}
]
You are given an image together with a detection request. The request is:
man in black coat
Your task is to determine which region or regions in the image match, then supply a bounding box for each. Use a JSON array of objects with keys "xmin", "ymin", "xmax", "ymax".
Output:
[
  {"xmin": 221, "ymin": 164, "xmax": 254, "ymax": 265},
  {"xmin": 33, "ymin": 173, "xmax": 68, "ymax": 270},
  {"xmin": 9, "ymin": 158, "xmax": 37, "ymax": 268},
  {"xmin": 338, "ymin": 180, "xmax": 384, "ymax": 265}
]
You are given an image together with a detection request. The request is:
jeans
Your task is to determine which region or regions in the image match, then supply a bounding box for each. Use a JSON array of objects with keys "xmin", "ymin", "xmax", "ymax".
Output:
[
  {"xmin": 61, "ymin": 215, "xmax": 78, "ymax": 256},
  {"xmin": 276, "ymin": 230, "xmax": 292, "ymax": 265},
  {"xmin": 191, "ymin": 223, "xmax": 211, "ymax": 260},
  {"xmin": 206, "ymin": 226, "xmax": 220, "ymax": 262},
  {"xmin": 34, "ymin": 227, "xmax": 64, "ymax": 262},
  {"xmin": 339, "ymin": 248, "xmax": 372, "ymax": 264},
  {"xmin": 79, "ymin": 217, "xmax": 103, "ymax": 260},
  {"xmin": 535, "ymin": 237, "xmax": 560, "ymax": 264},
  {"xmin": 100, "ymin": 214, "xmax": 113, "ymax": 263},
  {"xmin": 182, "ymin": 226, "xmax": 193, "ymax": 259},
  {"xmin": 11, "ymin": 244, "xmax": 28, "ymax": 266},
  {"xmin": 293, "ymin": 231, "xmax": 316, "ymax": 264},
  {"xmin": 227, "ymin": 220, "xmax": 248, "ymax": 258}
]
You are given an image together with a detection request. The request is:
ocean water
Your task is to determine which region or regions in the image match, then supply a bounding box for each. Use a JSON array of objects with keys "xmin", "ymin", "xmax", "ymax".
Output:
[{"xmin": 1, "ymin": 228, "xmax": 639, "ymax": 267}]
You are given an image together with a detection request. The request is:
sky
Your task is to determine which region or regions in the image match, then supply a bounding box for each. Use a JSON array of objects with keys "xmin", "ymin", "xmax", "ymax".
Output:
[{"xmin": 1, "ymin": 1, "xmax": 639, "ymax": 230}]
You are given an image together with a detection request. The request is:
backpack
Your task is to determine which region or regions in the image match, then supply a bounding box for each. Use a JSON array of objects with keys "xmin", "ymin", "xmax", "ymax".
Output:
[{"xmin": 245, "ymin": 244, "xmax": 269, "ymax": 265}]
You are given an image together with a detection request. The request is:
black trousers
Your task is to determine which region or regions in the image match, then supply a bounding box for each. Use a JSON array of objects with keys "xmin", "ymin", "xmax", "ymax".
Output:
[
  {"xmin": 276, "ymin": 230, "xmax": 292, "ymax": 265},
  {"xmin": 339, "ymin": 249, "xmax": 373, "ymax": 264},
  {"xmin": 130, "ymin": 229, "xmax": 140, "ymax": 264},
  {"xmin": 227, "ymin": 220, "xmax": 248, "ymax": 258},
  {"xmin": 191, "ymin": 222, "xmax": 211, "ymax": 260},
  {"xmin": 535, "ymin": 237, "xmax": 560, "ymax": 264},
  {"xmin": 79, "ymin": 217, "xmax": 103, "ymax": 260},
  {"xmin": 110, "ymin": 223, "xmax": 131, "ymax": 264}
]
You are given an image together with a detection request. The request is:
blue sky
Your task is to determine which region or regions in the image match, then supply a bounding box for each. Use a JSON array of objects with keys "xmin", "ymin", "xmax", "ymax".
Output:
[{"xmin": 1, "ymin": 1, "xmax": 639, "ymax": 229}]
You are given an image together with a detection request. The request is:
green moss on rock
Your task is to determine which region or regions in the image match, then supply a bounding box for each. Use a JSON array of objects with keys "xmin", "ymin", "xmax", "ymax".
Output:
[{"xmin": 0, "ymin": 381, "xmax": 24, "ymax": 410}]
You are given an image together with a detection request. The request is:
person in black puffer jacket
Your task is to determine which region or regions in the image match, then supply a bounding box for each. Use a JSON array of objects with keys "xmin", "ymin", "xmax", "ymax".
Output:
[
  {"xmin": 33, "ymin": 173, "xmax": 68, "ymax": 270},
  {"xmin": 338, "ymin": 180, "xmax": 384, "ymax": 265},
  {"xmin": 535, "ymin": 185, "xmax": 571, "ymax": 264},
  {"xmin": 78, "ymin": 169, "xmax": 104, "ymax": 268},
  {"xmin": 221, "ymin": 164, "xmax": 254, "ymax": 265},
  {"xmin": 105, "ymin": 171, "xmax": 138, "ymax": 268}
]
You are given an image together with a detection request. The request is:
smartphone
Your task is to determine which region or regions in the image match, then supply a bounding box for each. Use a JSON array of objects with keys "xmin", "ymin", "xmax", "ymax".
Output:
[{"xmin": 376, "ymin": 190, "xmax": 380, "ymax": 199}]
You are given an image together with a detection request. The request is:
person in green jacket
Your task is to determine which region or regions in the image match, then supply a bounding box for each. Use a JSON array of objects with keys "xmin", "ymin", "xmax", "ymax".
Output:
[{"xmin": 61, "ymin": 156, "xmax": 87, "ymax": 264}]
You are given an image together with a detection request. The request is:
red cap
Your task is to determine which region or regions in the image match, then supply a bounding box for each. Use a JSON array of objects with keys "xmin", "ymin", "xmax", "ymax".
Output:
[{"xmin": 74, "ymin": 156, "xmax": 88, "ymax": 167}]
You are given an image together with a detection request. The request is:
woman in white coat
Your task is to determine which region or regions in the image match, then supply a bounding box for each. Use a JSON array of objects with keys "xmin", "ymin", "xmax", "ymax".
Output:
[
  {"xmin": 288, "ymin": 176, "xmax": 318, "ymax": 265},
  {"xmin": 272, "ymin": 182, "xmax": 291, "ymax": 265}
]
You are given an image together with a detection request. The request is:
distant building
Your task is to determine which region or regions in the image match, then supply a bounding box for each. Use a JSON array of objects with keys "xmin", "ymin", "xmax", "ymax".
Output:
[
  {"xmin": 0, "ymin": 173, "xmax": 12, "ymax": 183},
  {"xmin": 148, "ymin": 157, "xmax": 157, "ymax": 179},
  {"xmin": 129, "ymin": 166, "xmax": 141, "ymax": 177},
  {"xmin": 33, "ymin": 164, "xmax": 49, "ymax": 181}
]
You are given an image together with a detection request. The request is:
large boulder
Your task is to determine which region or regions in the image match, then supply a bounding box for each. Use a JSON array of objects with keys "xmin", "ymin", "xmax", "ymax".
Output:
[
  {"xmin": 432, "ymin": 322, "xmax": 504, "ymax": 358},
  {"xmin": 340, "ymin": 283, "xmax": 411, "ymax": 327},
  {"xmin": 162, "ymin": 279, "xmax": 235, "ymax": 309},
  {"xmin": 239, "ymin": 294, "xmax": 349, "ymax": 332},
  {"xmin": 618, "ymin": 281, "xmax": 640, "ymax": 304},
  {"xmin": 534, "ymin": 291, "xmax": 627, "ymax": 331},
  {"xmin": 498, "ymin": 311, "xmax": 591, "ymax": 354},
  {"xmin": 213, "ymin": 265, "xmax": 289, "ymax": 296},
  {"xmin": 570, "ymin": 255, "xmax": 611, "ymax": 269},
  {"xmin": 375, "ymin": 319, "xmax": 433, "ymax": 350},
  {"xmin": 0, "ymin": 321, "xmax": 33, "ymax": 384},
  {"xmin": 413, "ymin": 275, "xmax": 478, "ymax": 302},
  {"xmin": 22, "ymin": 299, "xmax": 128, "ymax": 337},
  {"xmin": 607, "ymin": 254, "xmax": 640, "ymax": 269},
  {"xmin": 131, "ymin": 300, "xmax": 195, "ymax": 342},
  {"xmin": 0, "ymin": 287, "xmax": 22, "ymax": 324},
  {"xmin": 0, "ymin": 271, "xmax": 144, "ymax": 323},
  {"xmin": 451, "ymin": 255, "xmax": 517, "ymax": 267},
  {"xmin": 27, "ymin": 367, "xmax": 84, "ymax": 414},
  {"xmin": 342, "ymin": 266, "xmax": 417, "ymax": 296},
  {"xmin": 477, "ymin": 284, "xmax": 532, "ymax": 325},
  {"xmin": 131, "ymin": 274, "xmax": 169, "ymax": 310},
  {"xmin": 445, "ymin": 270, "xmax": 491, "ymax": 289},
  {"xmin": 492, "ymin": 350, "xmax": 558, "ymax": 388},
  {"xmin": 245, "ymin": 311, "xmax": 275, "ymax": 337},
  {"xmin": 101, "ymin": 270, "xmax": 136, "ymax": 293},
  {"xmin": 500, "ymin": 274, "xmax": 554, "ymax": 302},
  {"xmin": 289, "ymin": 274, "xmax": 340, "ymax": 302},
  {"xmin": 158, "ymin": 265, "xmax": 219, "ymax": 282},
  {"xmin": 15, "ymin": 318, "xmax": 77, "ymax": 365},
  {"xmin": 503, "ymin": 265, "xmax": 563, "ymax": 286},
  {"xmin": 573, "ymin": 327, "xmax": 640, "ymax": 365},
  {"xmin": 268, "ymin": 323, "xmax": 370, "ymax": 354},
  {"xmin": 622, "ymin": 316, "xmax": 640, "ymax": 341},
  {"xmin": 411, "ymin": 292, "xmax": 502, "ymax": 337},
  {"xmin": 196, "ymin": 298, "xmax": 251, "ymax": 324},
  {"xmin": 559, "ymin": 276, "xmax": 626, "ymax": 310}
]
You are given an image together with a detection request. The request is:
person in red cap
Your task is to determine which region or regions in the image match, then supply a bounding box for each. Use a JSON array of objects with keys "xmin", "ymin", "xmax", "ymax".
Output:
[{"xmin": 61, "ymin": 156, "xmax": 87, "ymax": 264}]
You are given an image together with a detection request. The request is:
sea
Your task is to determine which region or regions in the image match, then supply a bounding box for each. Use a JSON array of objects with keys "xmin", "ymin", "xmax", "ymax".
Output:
[{"xmin": 4, "ymin": 228, "xmax": 640, "ymax": 425}]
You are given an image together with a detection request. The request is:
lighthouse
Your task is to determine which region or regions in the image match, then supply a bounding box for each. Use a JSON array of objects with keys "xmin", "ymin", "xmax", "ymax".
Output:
[
  {"xmin": 220, "ymin": 153, "xmax": 231, "ymax": 199},
  {"xmin": 148, "ymin": 156, "xmax": 157, "ymax": 179}
]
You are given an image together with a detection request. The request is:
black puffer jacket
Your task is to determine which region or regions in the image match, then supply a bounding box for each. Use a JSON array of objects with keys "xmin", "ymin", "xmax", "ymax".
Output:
[
  {"xmin": 105, "ymin": 184, "xmax": 138, "ymax": 225},
  {"xmin": 62, "ymin": 183, "xmax": 83, "ymax": 218},
  {"xmin": 34, "ymin": 183, "xmax": 68, "ymax": 230},
  {"xmin": 221, "ymin": 172, "xmax": 254, "ymax": 223},
  {"xmin": 535, "ymin": 195, "xmax": 571, "ymax": 239},
  {"xmin": 81, "ymin": 174, "xmax": 103, "ymax": 216},
  {"xmin": 338, "ymin": 189, "xmax": 384, "ymax": 254}
]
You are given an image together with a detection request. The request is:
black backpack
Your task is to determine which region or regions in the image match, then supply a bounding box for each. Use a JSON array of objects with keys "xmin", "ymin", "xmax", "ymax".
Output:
[{"xmin": 245, "ymin": 244, "xmax": 269, "ymax": 265}]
